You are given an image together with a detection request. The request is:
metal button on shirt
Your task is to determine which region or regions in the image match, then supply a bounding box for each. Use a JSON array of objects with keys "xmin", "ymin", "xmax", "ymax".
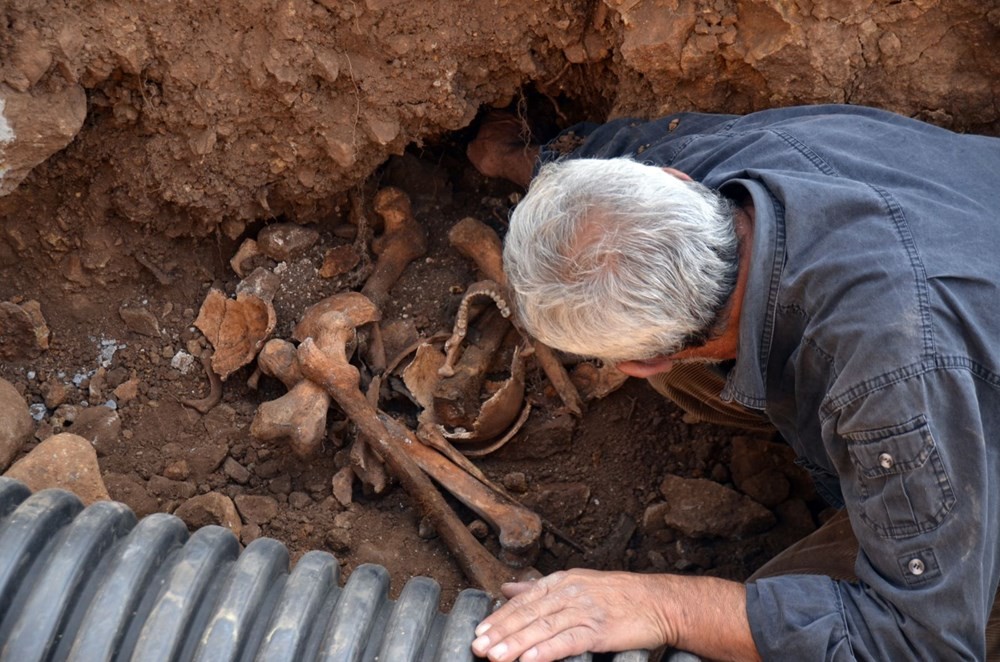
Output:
[
  {"xmin": 878, "ymin": 452, "xmax": 894, "ymax": 469},
  {"xmin": 908, "ymin": 558, "xmax": 926, "ymax": 576}
]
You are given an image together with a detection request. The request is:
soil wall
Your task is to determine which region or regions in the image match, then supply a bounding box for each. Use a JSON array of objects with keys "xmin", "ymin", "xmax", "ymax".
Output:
[{"xmin": 2, "ymin": 0, "xmax": 998, "ymax": 239}]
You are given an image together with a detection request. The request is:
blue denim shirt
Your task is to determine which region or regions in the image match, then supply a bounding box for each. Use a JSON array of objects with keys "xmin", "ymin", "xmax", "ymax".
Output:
[{"xmin": 537, "ymin": 105, "xmax": 1000, "ymax": 659}]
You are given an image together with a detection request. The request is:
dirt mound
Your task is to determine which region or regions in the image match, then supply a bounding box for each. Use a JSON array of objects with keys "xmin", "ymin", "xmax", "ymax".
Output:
[{"xmin": 2, "ymin": 1, "xmax": 998, "ymax": 238}]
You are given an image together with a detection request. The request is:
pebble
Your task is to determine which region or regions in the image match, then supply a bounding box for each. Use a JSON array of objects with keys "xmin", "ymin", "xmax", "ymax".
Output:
[
  {"xmin": 288, "ymin": 491, "xmax": 312, "ymax": 509},
  {"xmin": 3, "ymin": 433, "xmax": 110, "ymax": 505},
  {"xmin": 69, "ymin": 405, "xmax": 121, "ymax": 456},
  {"xmin": 118, "ymin": 306, "xmax": 161, "ymax": 337},
  {"xmin": 269, "ymin": 474, "xmax": 292, "ymax": 495},
  {"xmin": 186, "ymin": 441, "xmax": 229, "ymax": 478},
  {"xmin": 331, "ymin": 466, "xmax": 354, "ymax": 506},
  {"xmin": 174, "ymin": 492, "xmax": 242, "ymax": 537},
  {"xmin": 0, "ymin": 377, "xmax": 33, "ymax": 471},
  {"xmin": 43, "ymin": 379, "xmax": 69, "ymax": 409},
  {"xmin": 163, "ymin": 459, "xmax": 191, "ymax": 481},
  {"xmin": 147, "ymin": 475, "xmax": 197, "ymax": 500},
  {"xmin": 241, "ymin": 523, "xmax": 262, "ymax": 545},
  {"xmin": 417, "ymin": 515, "xmax": 437, "ymax": 540},
  {"xmin": 113, "ymin": 377, "xmax": 140, "ymax": 403},
  {"xmin": 658, "ymin": 474, "xmax": 776, "ymax": 539},
  {"xmin": 256, "ymin": 223, "xmax": 320, "ymax": 262},
  {"xmin": 103, "ymin": 472, "xmax": 159, "ymax": 517},
  {"xmin": 234, "ymin": 494, "xmax": 279, "ymax": 524},
  {"xmin": 501, "ymin": 471, "xmax": 529, "ymax": 494},
  {"xmin": 0, "ymin": 300, "xmax": 50, "ymax": 361},
  {"xmin": 223, "ymin": 457, "xmax": 250, "ymax": 484},
  {"xmin": 324, "ymin": 527, "xmax": 351, "ymax": 553}
]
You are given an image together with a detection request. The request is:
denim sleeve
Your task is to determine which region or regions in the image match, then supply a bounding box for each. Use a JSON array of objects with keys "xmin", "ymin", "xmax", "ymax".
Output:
[{"xmin": 747, "ymin": 369, "xmax": 999, "ymax": 660}]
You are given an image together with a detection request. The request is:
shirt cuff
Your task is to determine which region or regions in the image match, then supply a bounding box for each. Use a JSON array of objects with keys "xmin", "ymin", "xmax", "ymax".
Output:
[{"xmin": 746, "ymin": 575, "xmax": 852, "ymax": 661}]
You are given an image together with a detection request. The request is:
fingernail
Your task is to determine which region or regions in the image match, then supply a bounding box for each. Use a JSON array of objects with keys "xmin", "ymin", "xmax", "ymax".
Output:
[
  {"xmin": 523, "ymin": 647, "xmax": 539, "ymax": 661},
  {"xmin": 475, "ymin": 622, "xmax": 491, "ymax": 637},
  {"xmin": 472, "ymin": 635, "xmax": 490, "ymax": 654},
  {"xmin": 488, "ymin": 642, "xmax": 508, "ymax": 660}
]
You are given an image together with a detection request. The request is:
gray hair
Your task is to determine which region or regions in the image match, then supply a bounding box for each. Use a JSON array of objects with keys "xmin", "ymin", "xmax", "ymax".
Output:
[{"xmin": 503, "ymin": 157, "xmax": 739, "ymax": 363}]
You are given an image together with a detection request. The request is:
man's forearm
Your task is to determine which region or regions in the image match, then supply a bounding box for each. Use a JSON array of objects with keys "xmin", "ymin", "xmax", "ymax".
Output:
[{"xmin": 653, "ymin": 574, "xmax": 761, "ymax": 662}]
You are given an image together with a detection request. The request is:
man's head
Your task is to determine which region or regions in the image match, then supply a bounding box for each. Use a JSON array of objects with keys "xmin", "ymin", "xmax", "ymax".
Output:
[{"xmin": 503, "ymin": 157, "xmax": 739, "ymax": 365}]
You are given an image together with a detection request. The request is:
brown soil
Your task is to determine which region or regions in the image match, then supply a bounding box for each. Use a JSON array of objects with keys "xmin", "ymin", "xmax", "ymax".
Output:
[{"xmin": 1, "ymin": 0, "xmax": 998, "ymax": 609}]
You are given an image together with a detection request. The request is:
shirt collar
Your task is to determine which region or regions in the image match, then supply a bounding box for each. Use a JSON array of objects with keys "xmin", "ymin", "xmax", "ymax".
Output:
[{"xmin": 721, "ymin": 179, "xmax": 784, "ymax": 410}]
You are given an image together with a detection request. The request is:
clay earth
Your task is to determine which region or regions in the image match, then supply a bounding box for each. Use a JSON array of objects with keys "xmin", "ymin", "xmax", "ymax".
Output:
[{"xmin": 1, "ymin": 0, "xmax": 998, "ymax": 619}]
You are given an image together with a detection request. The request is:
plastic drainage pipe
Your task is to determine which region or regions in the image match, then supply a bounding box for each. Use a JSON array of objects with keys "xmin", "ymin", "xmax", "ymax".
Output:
[{"xmin": 0, "ymin": 477, "xmax": 648, "ymax": 662}]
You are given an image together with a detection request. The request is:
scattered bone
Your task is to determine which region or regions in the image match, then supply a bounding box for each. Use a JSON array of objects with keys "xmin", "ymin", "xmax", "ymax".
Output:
[
  {"xmin": 0, "ymin": 299, "xmax": 50, "ymax": 361},
  {"xmin": 133, "ymin": 252, "xmax": 175, "ymax": 285},
  {"xmin": 360, "ymin": 187, "xmax": 428, "ymax": 309},
  {"xmin": 447, "ymin": 218, "xmax": 583, "ymax": 415},
  {"xmin": 194, "ymin": 285, "xmax": 276, "ymax": 380},
  {"xmin": 296, "ymin": 303, "xmax": 525, "ymax": 596},
  {"xmin": 402, "ymin": 343, "xmax": 447, "ymax": 409},
  {"xmin": 319, "ymin": 245, "xmax": 361, "ymax": 278},
  {"xmin": 257, "ymin": 339, "xmax": 305, "ymax": 389},
  {"xmin": 250, "ymin": 380, "xmax": 329, "ymax": 457},
  {"xmin": 349, "ymin": 437, "xmax": 388, "ymax": 494},
  {"xmin": 180, "ymin": 353, "xmax": 223, "ymax": 414},
  {"xmin": 434, "ymin": 307, "xmax": 511, "ymax": 429},
  {"xmin": 230, "ymin": 238, "xmax": 261, "ymax": 277},
  {"xmin": 439, "ymin": 281, "xmax": 511, "ymax": 378}
]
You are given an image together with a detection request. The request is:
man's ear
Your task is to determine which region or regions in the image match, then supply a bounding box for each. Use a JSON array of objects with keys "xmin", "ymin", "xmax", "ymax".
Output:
[
  {"xmin": 661, "ymin": 167, "xmax": 693, "ymax": 182},
  {"xmin": 615, "ymin": 356, "xmax": 676, "ymax": 378}
]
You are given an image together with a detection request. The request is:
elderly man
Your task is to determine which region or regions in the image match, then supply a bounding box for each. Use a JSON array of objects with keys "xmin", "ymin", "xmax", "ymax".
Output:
[{"xmin": 466, "ymin": 106, "xmax": 1000, "ymax": 662}]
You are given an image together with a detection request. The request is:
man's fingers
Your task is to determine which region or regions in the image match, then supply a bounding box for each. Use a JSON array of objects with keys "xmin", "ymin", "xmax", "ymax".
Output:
[
  {"xmin": 474, "ymin": 607, "xmax": 595, "ymax": 662},
  {"xmin": 499, "ymin": 580, "xmax": 536, "ymax": 599}
]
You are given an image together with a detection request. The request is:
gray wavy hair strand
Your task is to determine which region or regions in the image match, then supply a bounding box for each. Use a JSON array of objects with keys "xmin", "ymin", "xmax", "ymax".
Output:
[{"xmin": 503, "ymin": 157, "xmax": 739, "ymax": 363}]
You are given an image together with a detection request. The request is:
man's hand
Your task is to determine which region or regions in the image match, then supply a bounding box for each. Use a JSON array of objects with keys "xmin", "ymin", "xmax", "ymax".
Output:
[
  {"xmin": 467, "ymin": 112, "xmax": 539, "ymax": 188},
  {"xmin": 471, "ymin": 569, "xmax": 761, "ymax": 662},
  {"xmin": 470, "ymin": 569, "xmax": 675, "ymax": 662}
]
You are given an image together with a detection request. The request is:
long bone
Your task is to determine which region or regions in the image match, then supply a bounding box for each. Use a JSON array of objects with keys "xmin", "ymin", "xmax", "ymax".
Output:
[
  {"xmin": 294, "ymin": 297, "xmax": 526, "ymax": 595},
  {"xmin": 448, "ymin": 217, "xmax": 583, "ymax": 415},
  {"xmin": 283, "ymin": 298, "xmax": 541, "ymax": 555}
]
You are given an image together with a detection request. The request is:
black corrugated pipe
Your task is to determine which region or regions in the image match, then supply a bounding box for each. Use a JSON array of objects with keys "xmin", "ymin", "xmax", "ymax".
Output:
[{"xmin": 0, "ymin": 477, "xmax": 649, "ymax": 662}]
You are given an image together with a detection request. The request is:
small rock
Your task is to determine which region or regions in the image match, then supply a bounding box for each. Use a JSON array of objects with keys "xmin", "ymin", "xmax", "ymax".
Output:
[
  {"xmin": 68, "ymin": 405, "xmax": 121, "ymax": 456},
  {"xmin": 255, "ymin": 458, "xmax": 282, "ymax": 479},
  {"xmin": 324, "ymin": 527, "xmax": 351, "ymax": 553},
  {"xmin": 230, "ymin": 238, "xmax": 262, "ymax": 278},
  {"xmin": 113, "ymin": 377, "xmax": 140, "ymax": 403},
  {"xmin": 288, "ymin": 491, "xmax": 312, "ymax": 509},
  {"xmin": 88, "ymin": 367, "xmax": 107, "ymax": 402},
  {"xmin": 43, "ymin": 379, "xmax": 69, "ymax": 409},
  {"xmin": 241, "ymin": 523, "xmax": 262, "ymax": 545},
  {"xmin": 186, "ymin": 441, "xmax": 229, "ymax": 478},
  {"xmin": 4, "ymin": 433, "xmax": 110, "ymax": 504},
  {"xmin": 501, "ymin": 471, "xmax": 529, "ymax": 494},
  {"xmin": 118, "ymin": 306, "xmax": 161, "ymax": 337},
  {"xmin": 170, "ymin": 351, "xmax": 195, "ymax": 374},
  {"xmin": 223, "ymin": 457, "xmax": 250, "ymax": 484},
  {"xmin": 0, "ymin": 377, "xmax": 33, "ymax": 471},
  {"xmin": 29, "ymin": 402, "xmax": 47, "ymax": 421},
  {"xmin": 104, "ymin": 472, "xmax": 159, "ymax": 517},
  {"xmin": 319, "ymin": 245, "xmax": 361, "ymax": 278},
  {"xmin": 174, "ymin": 492, "xmax": 242, "ymax": 536},
  {"xmin": 659, "ymin": 474, "xmax": 775, "ymax": 539},
  {"xmin": 256, "ymin": 223, "xmax": 320, "ymax": 262},
  {"xmin": 641, "ymin": 502, "xmax": 671, "ymax": 533},
  {"xmin": 333, "ymin": 511, "xmax": 355, "ymax": 529},
  {"xmin": 147, "ymin": 475, "xmax": 197, "ymax": 500},
  {"xmin": 163, "ymin": 459, "xmax": 191, "ymax": 481},
  {"xmin": 331, "ymin": 466, "xmax": 354, "ymax": 506},
  {"xmin": 268, "ymin": 474, "xmax": 292, "ymax": 495},
  {"xmin": 51, "ymin": 404, "xmax": 79, "ymax": 429},
  {"xmin": 0, "ymin": 300, "xmax": 50, "ymax": 361},
  {"xmin": 234, "ymin": 494, "xmax": 279, "ymax": 524}
]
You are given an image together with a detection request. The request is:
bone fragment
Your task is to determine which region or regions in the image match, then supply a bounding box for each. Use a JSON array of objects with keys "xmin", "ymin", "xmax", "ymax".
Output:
[
  {"xmin": 180, "ymin": 353, "xmax": 223, "ymax": 414},
  {"xmin": 296, "ymin": 309, "xmax": 523, "ymax": 596},
  {"xmin": 252, "ymin": 339, "xmax": 329, "ymax": 457},
  {"xmin": 360, "ymin": 187, "xmax": 428, "ymax": 310},
  {"xmin": 448, "ymin": 217, "xmax": 583, "ymax": 415}
]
